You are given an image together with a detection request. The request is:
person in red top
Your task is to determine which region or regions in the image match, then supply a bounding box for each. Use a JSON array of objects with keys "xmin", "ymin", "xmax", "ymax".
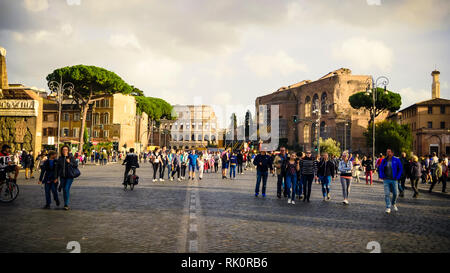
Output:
[{"xmin": 0, "ymin": 144, "xmax": 20, "ymax": 182}]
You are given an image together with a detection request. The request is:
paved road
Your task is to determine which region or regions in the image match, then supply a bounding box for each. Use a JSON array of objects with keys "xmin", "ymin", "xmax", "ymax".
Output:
[{"xmin": 1, "ymin": 163, "xmax": 449, "ymax": 253}]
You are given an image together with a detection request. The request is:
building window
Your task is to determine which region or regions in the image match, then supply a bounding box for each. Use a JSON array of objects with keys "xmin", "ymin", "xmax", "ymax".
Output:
[
  {"xmin": 94, "ymin": 113, "xmax": 100, "ymax": 125},
  {"xmin": 63, "ymin": 113, "xmax": 70, "ymax": 121},
  {"xmin": 320, "ymin": 121, "xmax": 327, "ymax": 138},
  {"xmin": 87, "ymin": 128, "xmax": 91, "ymax": 137},
  {"xmin": 312, "ymin": 94, "xmax": 319, "ymax": 114},
  {"xmin": 86, "ymin": 112, "xmax": 92, "ymax": 121},
  {"xmin": 104, "ymin": 99, "xmax": 110, "ymax": 108},
  {"xmin": 305, "ymin": 96, "xmax": 311, "ymax": 117},
  {"xmin": 441, "ymin": 106, "xmax": 445, "ymax": 114},
  {"xmin": 62, "ymin": 128, "xmax": 69, "ymax": 137},
  {"xmin": 73, "ymin": 128, "xmax": 79, "ymax": 138},
  {"xmin": 103, "ymin": 130, "xmax": 109, "ymax": 138},
  {"xmin": 101, "ymin": 113, "xmax": 109, "ymax": 124},
  {"xmin": 304, "ymin": 124, "xmax": 310, "ymax": 143},
  {"xmin": 74, "ymin": 113, "xmax": 80, "ymax": 121},
  {"xmin": 198, "ymin": 134, "xmax": 202, "ymax": 141},
  {"xmin": 44, "ymin": 114, "xmax": 48, "ymax": 122},
  {"xmin": 428, "ymin": 106, "xmax": 433, "ymax": 114},
  {"xmin": 428, "ymin": 121, "xmax": 433, "ymax": 129},
  {"xmin": 321, "ymin": 93, "xmax": 328, "ymax": 114},
  {"xmin": 93, "ymin": 130, "xmax": 99, "ymax": 138},
  {"xmin": 441, "ymin": 122, "xmax": 445, "ymax": 129},
  {"xmin": 185, "ymin": 135, "xmax": 189, "ymax": 141}
]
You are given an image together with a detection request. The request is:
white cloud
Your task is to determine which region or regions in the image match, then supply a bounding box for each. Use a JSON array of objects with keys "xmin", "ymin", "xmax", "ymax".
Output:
[
  {"xmin": 244, "ymin": 51, "xmax": 308, "ymax": 77},
  {"xmin": 108, "ymin": 34, "xmax": 142, "ymax": 50},
  {"xmin": 23, "ymin": 0, "xmax": 48, "ymax": 12},
  {"xmin": 332, "ymin": 37, "xmax": 393, "ymax": 72},
  {"xmin": 398, "ymin": 87, "xmax": 430, "ymax": 108}
]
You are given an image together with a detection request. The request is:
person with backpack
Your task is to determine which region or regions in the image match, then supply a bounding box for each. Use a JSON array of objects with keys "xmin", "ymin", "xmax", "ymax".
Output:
[
  {"xmin": 318, "ymin": 152, "xmax": 336, "ymax": 201},
  {"xmin": 439, "ymin": 159, "xmax": 448, "ymax": 193},
  {"xmin": 221, "ymin": 149, "xmax": 230, "ymax": 179},
  {"xmin": 122, "ymin": 148, "xmax": 139, "ymax": 185},
  {"xmin": 57, "ymin": 145, "xmax": 79, "ymax": 211},
  {"xmin": 409, "ymin": 155, "xmax": 422, "ymax": 198},
  {"xmin": 39, "ymin": 150, "xmax": 60, "ymax": 209},
  {"xmin": 152, "ymin": 150, "xmax": 161, "ymax": 182},
  {"xmin": 284, "ymin": 152, "xmax": 299, "ymax": 204},
  {"xmin": 429, "ymin": 159, "xmax": 443, "ymax": 193}
]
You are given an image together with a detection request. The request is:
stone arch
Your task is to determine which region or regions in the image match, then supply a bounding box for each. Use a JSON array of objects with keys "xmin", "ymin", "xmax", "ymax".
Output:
[{"xmin": 305, "ymin": 96, "xmax": 311, "ymax": 117}]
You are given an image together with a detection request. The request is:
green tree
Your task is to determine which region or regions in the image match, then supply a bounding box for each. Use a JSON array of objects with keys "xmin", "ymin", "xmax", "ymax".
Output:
[
  {"xmin": 319, "ymin": 137, "xmax": 341, "ymax": 157},
  {"xmin": 46, "ymin": 65, "xmax": 132, "ymax": 153},
  {"xmin": 364, "ymin": 121, "xmax": 412, "ymax": 155},
  {"xmin": 349, "ymin": 88, "xmax": 401, "ymax": 124}
]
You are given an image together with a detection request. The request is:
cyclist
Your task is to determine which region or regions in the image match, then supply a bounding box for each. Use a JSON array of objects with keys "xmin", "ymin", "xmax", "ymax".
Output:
[
  {"xmin": 0, "ymin": 144, "xmax": 19, "ymax": 183},
  {"xmin": 122, "ymin": 148, "xmax": 139, "ymax": 186}
]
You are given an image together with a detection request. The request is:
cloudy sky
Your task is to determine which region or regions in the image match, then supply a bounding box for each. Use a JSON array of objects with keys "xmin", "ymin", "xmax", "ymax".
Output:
[{"xmin": 1, "ymin": 0, "xmax": 449, "ymax": 126}]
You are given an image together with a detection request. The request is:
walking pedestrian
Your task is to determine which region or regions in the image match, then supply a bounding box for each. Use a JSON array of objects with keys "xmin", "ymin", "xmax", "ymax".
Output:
[
  {"xmin": 318, "ymin": 152, "xmax": 335, "ymax": 201},
  {"xmin": 221, "ymin": 149, "xmax": 230, "ymax": 179},
  {"xmin": 57, "ymin": 145, "xmax": 79, "ymax": 211},
  {"xmin": 39, "ymin": 150, "xmax": 60, "ymax": 209},
  {"xmin": 338, "ymin": 152, "xmax": 353, "ymax": 205},
  {"xmin": 398, "ymin": 152, "xmax": 409, "ymax": 197},
  {"xmin": 274, "ymin": 147, "xmax": 288, "ymax": 198},
  {"xmin": 188, "ymin": 150, "xmax": 198, "ymax": 181},
  {"xmin": 409, "ymin": 155, "xmax": 421, "ymax": 198},
  {"xmin": 229, "ymin": 151, "xmax": 237, "ymax": 179},
  {"xmin": 362, "ymin": 155, "xmax": 373, "ymax": 185},
  {"xmin": 253, "ymin": 149, "xmax": 273, "ymax": 197},
  {"xmin": 352, "ymin": 154, "xmax": 361, "ymax": 184},
  {"xmin": 285, "ymin": 152, "xmax": 299, "ymax": 204},
  {"xmin": 378, "ymin": 149, "xmax": 403, "ymax": 214},
  {"xmin": 428, "ymin": 159, "xmax": 443, "ymax": 193},
  {"xmin": 299, "ymin": 151, "xmax": 318, "ymax": 202}
]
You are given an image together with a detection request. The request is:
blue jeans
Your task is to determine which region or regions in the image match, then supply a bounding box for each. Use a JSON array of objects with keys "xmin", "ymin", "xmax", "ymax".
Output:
[
  {"xmin": 60, "ymin": 178, "xmax": 74, "ymax": 207},
  {"xmin": 44, "ymin": 182, "xmax": 59, "ymax": 205},
  {"xmin": 383, "ymin": 179, "xmax": 398, "ymax": 208},
  {"xmin": 297, "ymin": 175, "xmax": 303, "ymax": 196},
  {"xmin": 167, "ymin": 164, "xmax": 172, "ymax": 179},
  {"xmin": 230, "ymin": 165, "xmax": 236, "ymax": 178},
  {"xmin": 320, "ymin": 175, "xmax": 332, "ymax": 197},
  {"xmin": 255, "ymin": 170, "xmax": 268, "ymax": 195},
  {"xmin": 285, "ymin": 173, "xmax": 297, "ymax": 199}
]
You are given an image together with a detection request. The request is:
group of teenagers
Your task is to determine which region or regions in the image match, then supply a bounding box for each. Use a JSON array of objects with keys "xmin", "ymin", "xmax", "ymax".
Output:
[{"xmin": 251, "ymin": 147, "xmax": 448, "ymax": 213}]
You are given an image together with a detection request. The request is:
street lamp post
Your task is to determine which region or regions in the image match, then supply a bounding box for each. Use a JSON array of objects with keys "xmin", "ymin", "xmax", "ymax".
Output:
[
  {"xmin": 365, "ymin": 76, "xmax": 389, "ymax": 170},
  {"xmin": 48, "ymin": 75, "xmax": 75, "ymax": 151}
]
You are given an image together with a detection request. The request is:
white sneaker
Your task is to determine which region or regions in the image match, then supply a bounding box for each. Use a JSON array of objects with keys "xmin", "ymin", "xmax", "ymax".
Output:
[
  {"xmin": 170, "ymin": 178, "xmax": 173, "ymax": 181},
  {"xmin": 153, "ymin": 179, "xmax": 156, "ymax": 182},
  {"xmin": 385, "ymin": 208, "xmax": 391, "ymax": 214},
  {"xmin": 159, "ymin": 178, "xmax": 164, "ymax": 181},
  {"xmin": 343, "ymin": 200, "xmax": 349, "ymax": 205},
  {"xmin": 393, "ymin": 205, "xmax": 398, "ymax": 212},
  {"xmin": 323, "ymin": 197, "xmax": 327, "ymax": 201},
  {"xmin": 178, "ymin": 178, "xmax": 181, "ymax": 182},
  {"xmin": 291, "ymin": 200, "xmax": 295, "ymax": 205},
  {"xmin": 288, "ymin": 199, "xmax": 292, "ymax": 204}
]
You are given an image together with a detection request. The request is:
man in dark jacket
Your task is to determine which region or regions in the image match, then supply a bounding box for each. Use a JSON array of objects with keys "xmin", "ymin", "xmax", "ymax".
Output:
[
  {"xmin": 39, "ymin": 151, "xmax": 60, "ymax": 209},
  {"xmin": 409, "ymin": 155, "xmax": 421, "ymax": 198},
  {"xmin": 300, "ymin": 151, "xmax": 318, "ymax": 202},
  {"xmin": 122, "ymin": 148, "xmax": 139, "ymax": 185},
  {"xmin": 317, "ymin": 152, "xmax": 335, "ymax": 201},
  {"xmin": 253, "ymin": 150, "xmax": 273, "ymax": 197},
  {"xmin": 398, "ymin": 152, "xmax": 409, "ymax": 197}
]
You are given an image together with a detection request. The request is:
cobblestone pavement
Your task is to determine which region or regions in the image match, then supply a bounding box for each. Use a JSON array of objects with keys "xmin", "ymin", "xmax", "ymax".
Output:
[{"xmin": 1, "ymin": 163, "xmax": 449, "ymax": 253}]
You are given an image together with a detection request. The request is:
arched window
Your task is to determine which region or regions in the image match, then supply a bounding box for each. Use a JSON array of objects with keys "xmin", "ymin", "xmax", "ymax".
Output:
[
  {"xmin": 312, "ymin": 94, "xmax": 319, "ymax": 115},
  {"xmin": 198, "ymin": 134, "xmax": 202, "ymax": 141},
  {"xmin": 179, "ymin": 135, "xmax": 183, "ymax": 141},
  {"xmin": 320, "ymin": 121, "xmax": 327, "ymax": 139},
  {"xmin": 204, "ymin": 135, "xmax": 209, "ymax": 141},
  {"xmin": 321, "ymin": 93, "xmax": 327, "ymax": 114},
  {"xmin": 304, "ymin": 124, "xmax": 310, "ymax": 143},
  {"xmin": 211, "ymin": 135, "xmax": 216, "ymax": 141},
  {"xmin": 185, "ymin": 135, "xmax": 189, "ymax": 141},
  {"xmin": 192, "ymin": 134, "xmax": 195, "ymax": 141},
  {"xmin": 305, "ymin": 96, "xmax": 311, "ymax": 117},
  {"xmin": 172, "ymin": 135, "xmax": 177, "ymax": 141}
]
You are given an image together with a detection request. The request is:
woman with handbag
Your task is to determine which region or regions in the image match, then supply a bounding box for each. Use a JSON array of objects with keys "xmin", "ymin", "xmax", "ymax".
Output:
[{"xmin": 57, "ymin": 145, "xmax": 79, "ymax": 211}]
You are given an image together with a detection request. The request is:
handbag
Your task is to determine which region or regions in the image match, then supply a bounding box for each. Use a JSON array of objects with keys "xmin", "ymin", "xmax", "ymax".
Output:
[{"xmin": 67, "ymin": 164, "xmax": 81, "ymax": 178}]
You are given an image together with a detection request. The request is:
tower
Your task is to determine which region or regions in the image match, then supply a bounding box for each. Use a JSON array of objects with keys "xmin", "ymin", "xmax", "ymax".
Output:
[
  {"xmin": 431, "ymin": 70, "xmax": 440, "ymax": 99},
  {"xmin": 0, "ymin": 47, "xmax": 8, "ymax": 90}
]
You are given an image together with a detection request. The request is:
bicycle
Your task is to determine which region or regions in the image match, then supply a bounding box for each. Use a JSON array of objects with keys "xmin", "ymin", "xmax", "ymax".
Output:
[
  {"xmin": 0, "ymin": 172, "xmax": 19, "ymax": 203},
  {"xmin": 124, "ymin": 166, "xmax": 139, "ymax": 191}
]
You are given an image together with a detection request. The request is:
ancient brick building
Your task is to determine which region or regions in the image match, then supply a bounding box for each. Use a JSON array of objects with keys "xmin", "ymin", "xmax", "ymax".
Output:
[
  {"xmin": 0, "ymin": 47, "xmax": 43, "ymax": 156},
  {"xmin": 255, "ymin": 68, "xmax": 387, "ymax": 153}
]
